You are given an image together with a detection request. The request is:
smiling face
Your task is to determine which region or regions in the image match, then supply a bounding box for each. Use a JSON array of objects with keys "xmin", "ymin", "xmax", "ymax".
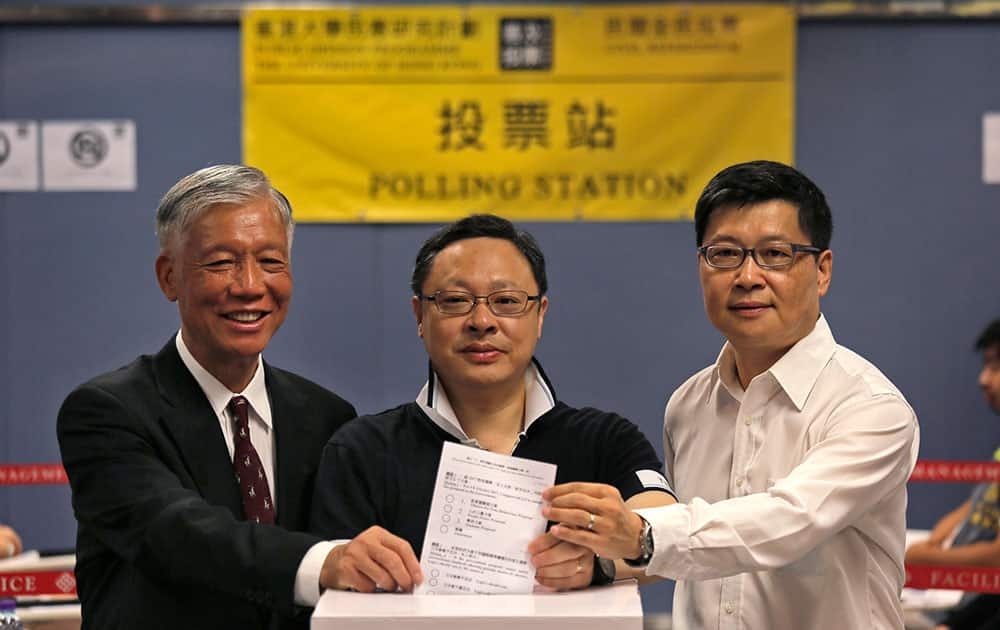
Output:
[
  {"xmin": 412, "ymin": 237, "xmax": 547, "ymax": 399},
  {"xmin": 156, "ymin": 197, "xmax": 292, "ymax": 390},
  {"xmin": 699, "ymin": 199, "xmax": 832, "ymax": 377}
]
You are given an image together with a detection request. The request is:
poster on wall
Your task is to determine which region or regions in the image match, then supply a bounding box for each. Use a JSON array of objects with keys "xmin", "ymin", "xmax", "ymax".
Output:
[
  {"xmin": 984, "ymin": 112, "xmax": 1000, "ymax": 184},
  {"xmin": 243, "ymin": 4, "xmax": 794, "ymax": 222},
  {"xmin": 0, "ymin": 121, "xmax": 39, "ymax": 191},
  {"xmin": 41, "ymin": 120, "xmax": 136, "ymax": 192}
]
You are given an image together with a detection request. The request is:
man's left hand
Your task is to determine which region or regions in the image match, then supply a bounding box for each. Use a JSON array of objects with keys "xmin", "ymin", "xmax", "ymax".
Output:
[
  {"xmin": 528, "ymin": 531, "xmax": 593, "ymax": 590},
  {"xmin": 542, "ymin": 482, "xmax": 644, "ymax": 560}
]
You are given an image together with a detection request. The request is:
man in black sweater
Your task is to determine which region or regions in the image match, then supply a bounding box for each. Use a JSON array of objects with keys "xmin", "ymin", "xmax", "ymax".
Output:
[{"xmin": 311, "ymin": 214, "xmax": 675, "ymax": 592}]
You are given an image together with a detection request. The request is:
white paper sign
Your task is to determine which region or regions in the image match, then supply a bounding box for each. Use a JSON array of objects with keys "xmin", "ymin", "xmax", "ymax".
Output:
[
  {"xmin": 984, "ymin": 112, "xmax": 1000, "ymax": 184},
  {"xmin": 42, "ymin": 120, "xmax": 136, "ymax": 191},
  {"xmin": 0, "ymin": 121, "xmax": 39, "ymax": 191},
  {"xmin": 417, "ymin": 442, "xmax": 556, "ymax": 595}
]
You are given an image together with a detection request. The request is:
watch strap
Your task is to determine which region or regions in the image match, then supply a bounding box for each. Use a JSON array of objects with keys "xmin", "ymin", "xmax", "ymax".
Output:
[{"xmin": 591, "ymin": 556, "xmax": 616, "ymax": 586}]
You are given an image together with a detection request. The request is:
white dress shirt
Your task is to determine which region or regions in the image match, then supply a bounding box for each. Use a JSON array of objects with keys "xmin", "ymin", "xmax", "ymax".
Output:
[
  {"xmin": 175, "ymin": 332, "xmax": 333, "ymax": 607},
  {"xmin": 637, "ymin": 315, "xmax": 919, "ymax": 630},
  {"xmin": 176, "ymin": 332, "xmax": 276, "ymax": 500}
]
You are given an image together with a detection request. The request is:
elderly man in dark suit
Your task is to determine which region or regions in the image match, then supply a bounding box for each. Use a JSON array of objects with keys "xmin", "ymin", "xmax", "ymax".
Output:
[{"xmin": 57, "ymin": 165, "xmax": 356, "ymax": 630}]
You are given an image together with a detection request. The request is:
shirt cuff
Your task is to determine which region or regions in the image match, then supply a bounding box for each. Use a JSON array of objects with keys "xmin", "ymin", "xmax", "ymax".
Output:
[
  {"xmin": 293, "ymin": 539, "xmax": 351, "ymax": 606},
  {"xmin": 634, "ymin": 504, "xmax": 690, "ymax": 578}
]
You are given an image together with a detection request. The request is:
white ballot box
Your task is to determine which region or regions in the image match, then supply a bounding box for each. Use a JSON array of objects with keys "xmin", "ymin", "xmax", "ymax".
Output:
[{"xmin": 312, "ymin": 580, "xmax": 643, "ymax": 630}]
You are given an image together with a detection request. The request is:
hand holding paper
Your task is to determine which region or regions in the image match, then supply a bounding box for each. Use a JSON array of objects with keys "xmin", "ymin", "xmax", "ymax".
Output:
[{"xmin": 527, "ymin": 530, "xmax": 594, "ymax": 590}]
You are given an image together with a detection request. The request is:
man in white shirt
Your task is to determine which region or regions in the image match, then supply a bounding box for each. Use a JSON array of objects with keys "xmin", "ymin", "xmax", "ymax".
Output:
[{"xmin": 543, "ymin": 160, "xmax": 920, "ymax": 629}]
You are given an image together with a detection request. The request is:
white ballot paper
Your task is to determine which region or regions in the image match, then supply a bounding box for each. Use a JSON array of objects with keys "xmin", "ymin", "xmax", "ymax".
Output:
[{"xmin": 417, "ymin": 441, "xmax": 556, "ymax": 595}]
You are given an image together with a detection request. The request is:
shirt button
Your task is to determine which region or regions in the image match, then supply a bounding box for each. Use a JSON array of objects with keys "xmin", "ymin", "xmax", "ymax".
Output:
[
  {"xmin": 735, "ymin": 477, "xmax": 744, "ymax": 487},
  {"xmin": 725, "ymin": 602, "xmax": 734, "ymax": 614},
  {"xmin": 744, "ymin": 417, "xmax": 752, "ymax": 426}
]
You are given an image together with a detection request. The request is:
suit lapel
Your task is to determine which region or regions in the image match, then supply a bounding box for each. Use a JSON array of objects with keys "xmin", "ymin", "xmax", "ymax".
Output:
[
  {"xmin": 267, "ymin": 365, "xmax": 310, "ymax": 529},
  {"xmin": 152, "ymin": 340, "xmax": 243, "ymax": 518}
]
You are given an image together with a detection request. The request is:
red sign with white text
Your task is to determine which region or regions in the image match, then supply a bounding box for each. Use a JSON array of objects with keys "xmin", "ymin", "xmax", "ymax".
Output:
[
  {"xmin": 0, "ymin": 464, "xmax": 67, "ymax": 486},
  {"xmin": 0, "ymin": 570, "xmax": 77, "ymax": 597},
  {"xmin": 906, "ymin": 564, "xmax": 1000, "ymax": 593},
  {"xmin": 909, "ymin": 460, "xmax": 1000, "ymax": 483}
]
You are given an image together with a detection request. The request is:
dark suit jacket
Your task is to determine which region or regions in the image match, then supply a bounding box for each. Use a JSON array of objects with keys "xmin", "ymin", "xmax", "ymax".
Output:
[{"xmin": 56, "ymin": 339, "xmax": 355, "ymax": 630}]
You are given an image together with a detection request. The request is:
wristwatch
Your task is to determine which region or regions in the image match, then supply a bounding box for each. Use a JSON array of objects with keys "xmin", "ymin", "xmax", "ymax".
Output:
[
  {"xmin": 591, "ymin": 556, "xmax": 616, "ymax": 586},
  {"xmin": 623, "ymin": 515, "xmax": 654, "ymax": 567}
]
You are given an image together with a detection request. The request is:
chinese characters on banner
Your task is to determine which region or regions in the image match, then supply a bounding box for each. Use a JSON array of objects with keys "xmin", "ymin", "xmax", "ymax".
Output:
[{"xmin": 243, "ymin": 5, "xmax": 794, "ymax": 222}]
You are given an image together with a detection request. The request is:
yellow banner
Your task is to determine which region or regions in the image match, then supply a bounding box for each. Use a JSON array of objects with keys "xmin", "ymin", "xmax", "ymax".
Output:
[{"xmin": 243, "ymin": 5, "xmax": 794, "ymax": 222}]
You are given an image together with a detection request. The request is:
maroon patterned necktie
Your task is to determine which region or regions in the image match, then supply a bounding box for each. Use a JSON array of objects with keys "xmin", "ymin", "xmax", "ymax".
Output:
[{"xmin": 228, "ymin": 396, "xmax": 275, "ymax": 524}]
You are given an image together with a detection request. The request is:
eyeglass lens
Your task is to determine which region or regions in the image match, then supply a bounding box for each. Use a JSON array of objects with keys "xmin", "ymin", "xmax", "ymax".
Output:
[
  {"xmin": 434, "ymin": 290, "xmax": 531, "ymax": 315},
  {"xmin": 705, "ymin": 243, "xmax": 797, "ymax": 269}
]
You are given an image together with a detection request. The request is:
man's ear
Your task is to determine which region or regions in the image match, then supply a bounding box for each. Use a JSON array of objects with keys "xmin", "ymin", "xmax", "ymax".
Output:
[
  {"xmin": 536, "ymin": 296, "xmax": 548, "ymax": 340},
  {"xmin": 411, "ymin": 295, "xmax": 424, "ymax": 337},
  {"xmin": 155, "ymin": 253, "xmax": 178, "ymax": 302},
  {"xmin": 816, "ymin": 249, "xmax": 833, "ymax": 298}
]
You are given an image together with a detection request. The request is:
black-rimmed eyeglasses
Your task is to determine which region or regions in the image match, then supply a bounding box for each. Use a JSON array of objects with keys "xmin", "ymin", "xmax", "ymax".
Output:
[
  {"xmin": 420, "ymin": 290, "xmax": 541, "ymax": 316},
  {"xmin": 698, "ymin": 242, "xmax": 824, "ymax": 270}
]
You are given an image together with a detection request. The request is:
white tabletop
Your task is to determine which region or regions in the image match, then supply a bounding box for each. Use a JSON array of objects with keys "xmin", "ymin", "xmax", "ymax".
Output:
[{"xmin": 313, "ymin": 580, "xmax": 643, "ymax": 630}]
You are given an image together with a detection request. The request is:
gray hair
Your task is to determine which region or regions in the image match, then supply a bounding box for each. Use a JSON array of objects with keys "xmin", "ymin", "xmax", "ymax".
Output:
[{"xmin": 155, "ymin": 164, "xmax": 294, "ymax": 252}]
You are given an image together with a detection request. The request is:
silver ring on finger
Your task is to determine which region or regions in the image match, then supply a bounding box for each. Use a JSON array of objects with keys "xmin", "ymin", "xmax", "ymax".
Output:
[
  {"xmin": 587, "ymin": 512, "xmax": 596, "ymax": 530},
  {"xmin": 576, "ymin": 558, "xmax": 583, "ymax": 574}
]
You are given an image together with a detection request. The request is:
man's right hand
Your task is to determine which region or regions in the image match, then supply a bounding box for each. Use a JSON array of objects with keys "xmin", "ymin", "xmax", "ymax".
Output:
[{"xmin": 319, "ymin": 526, "xmax": 423, "ymax": 593}]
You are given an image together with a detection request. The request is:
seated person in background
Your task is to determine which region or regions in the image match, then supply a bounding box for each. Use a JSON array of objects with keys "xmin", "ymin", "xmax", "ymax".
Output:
[
  {"xmin": 906, "ymin": 318, "xmax": 1000, "ymax": 630},
  {"xmin": 311, "ymin": 214, "xmax": 676, "ymax": 592},
  {"xmin": 0, "ymin": 524, "xmax": 22, "ymax": 559},
  {"xmin": 935, "ymin": 596, "xmax": 1000, "ymax": 630}
]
